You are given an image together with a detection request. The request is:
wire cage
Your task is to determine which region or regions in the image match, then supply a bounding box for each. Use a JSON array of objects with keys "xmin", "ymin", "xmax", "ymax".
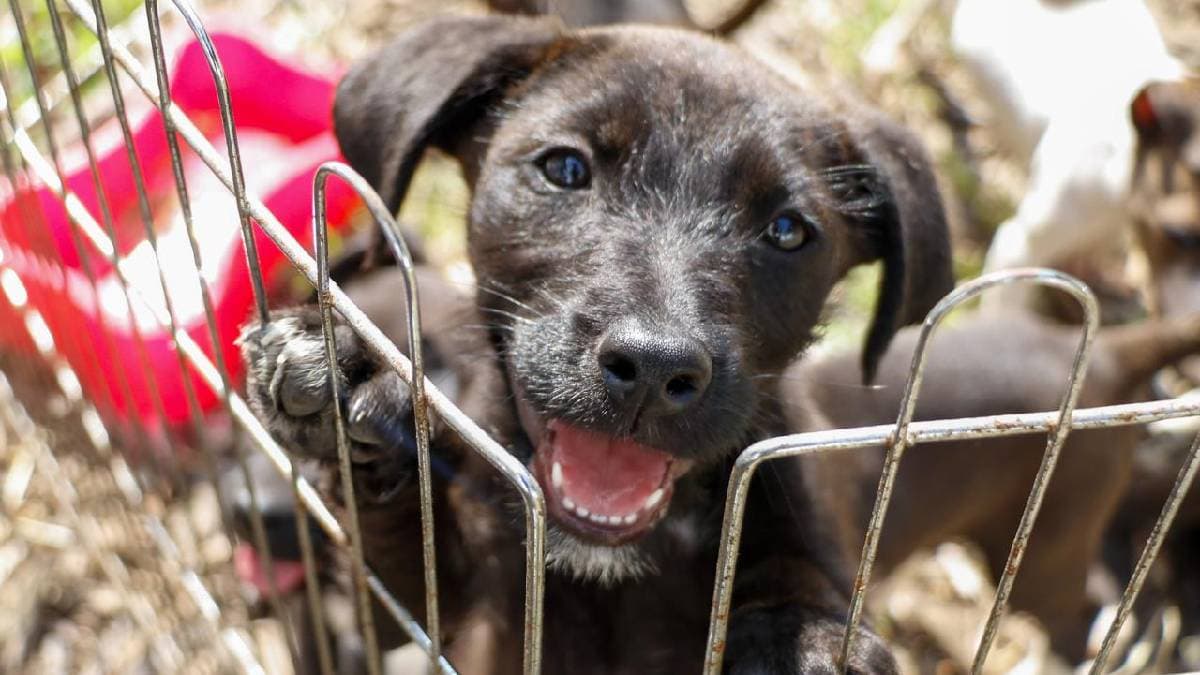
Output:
[{"xmin": 0, "ymin": 1, "xmax": 1198, "ymax": 674}]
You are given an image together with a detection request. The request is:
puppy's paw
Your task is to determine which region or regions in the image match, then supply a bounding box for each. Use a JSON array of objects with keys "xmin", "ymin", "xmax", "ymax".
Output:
[
  {"xmin": 794, "ymin": 620, "xmax": 894, "ymax": 675},
  {"xmin": 240, "ymin": 307, "xmax": 422, "ymax": 497},
  {"xmin": 725, "ymin": 606, "xmax": 897, "ymax": 675}
]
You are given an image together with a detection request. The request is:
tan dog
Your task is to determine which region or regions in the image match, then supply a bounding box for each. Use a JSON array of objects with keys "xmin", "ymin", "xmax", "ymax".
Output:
[{"xmin": 784, "ymin": 309, "xmax": 1200, "ymax": 662}]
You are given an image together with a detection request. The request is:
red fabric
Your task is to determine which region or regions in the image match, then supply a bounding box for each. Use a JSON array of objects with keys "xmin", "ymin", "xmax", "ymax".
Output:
[{"xmin": 0, "ymin": 33, "xmax": 360, "ymax": 428}]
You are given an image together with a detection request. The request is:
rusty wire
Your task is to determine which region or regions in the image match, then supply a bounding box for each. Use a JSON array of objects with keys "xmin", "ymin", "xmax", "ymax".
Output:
[
  {"xmin": 702, "ymin": 270, "xmax": 1198, "ymax": 675},
  {"xmin": 313, "ymin": 162, "xmax": 448, "ymax": 672},
  {"xmin": 6, "ymin": 0, "xmax": 544, "ymax": 672},
  {"xmin": 312, "ymin": 165, "xmax": 387, "ymax": 675},
  {"xmin": 2, "ymin": 2, "xmax": 1200, "ymax": 675},
  {"xmin": 0, "ymin": 236, "xmax": 261, "ymax": 671},
  {"xmin": 1091, "ymin": 428, "xmax": 1200, "ymax": 673},
  {"xmin": 837, "ymin": 269, "xmax": 1099, "ymax": 674}
]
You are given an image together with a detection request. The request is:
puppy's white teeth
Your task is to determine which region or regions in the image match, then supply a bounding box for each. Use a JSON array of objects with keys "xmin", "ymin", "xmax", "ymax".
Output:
[
  {"xmin": 608, "ymin": 516, "xmax": 624, "ymax": 525},
  {"xmin": 551, "ymin": 462, "xmax": 563, "ymax": 490},
  {"xmin": 643, "ymin": 488, "xmax": 664, "ymax": 511},
  {"xmin": 562, "ymin": 496, "xmax": 577, "ymax": 511},
  {"xmin": 588, "ymin": 513, "xmax": 607, "ymax": 525},
  {"xmin": 621, "ymin": 514, "xmax": 637, "ymax": 526},
  {"xmin": 573, "ymin": 505, "xmax": 590, "ymax": 518}
]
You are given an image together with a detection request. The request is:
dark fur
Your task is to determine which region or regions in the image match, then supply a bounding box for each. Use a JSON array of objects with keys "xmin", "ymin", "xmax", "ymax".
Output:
[{"xmin": 242, "ymin": 16, "xmax": 954, "ymax": 673}]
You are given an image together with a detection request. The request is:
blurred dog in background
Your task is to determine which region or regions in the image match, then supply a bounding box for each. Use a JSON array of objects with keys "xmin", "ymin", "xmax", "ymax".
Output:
[{"xmin": 952, "ymin": 0, "xmax": 1192, "ymax": 316}]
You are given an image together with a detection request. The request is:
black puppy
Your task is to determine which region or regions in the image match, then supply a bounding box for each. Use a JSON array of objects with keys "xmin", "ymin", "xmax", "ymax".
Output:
[{"xmin": 241, "ymin": 16, "xmax": 952, "ymax": 674}]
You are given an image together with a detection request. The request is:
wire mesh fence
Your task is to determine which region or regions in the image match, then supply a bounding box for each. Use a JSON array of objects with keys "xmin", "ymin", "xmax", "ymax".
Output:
[{"xmin": 0, "ymin": 1, "xmax": 1198, "ymax": 674}]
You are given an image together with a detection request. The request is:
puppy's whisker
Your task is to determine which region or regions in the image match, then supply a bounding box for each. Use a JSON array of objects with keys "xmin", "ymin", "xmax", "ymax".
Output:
[
  {"xmin": 456, "ymin": 323, "xmax": 517, "ymax": 335},
  {"xmin": 445, "ymin": 278, "xmax": 552, "ymax": 322},
  {"xmin": 529, "ymin": 285, "xmax": 570, "ymax": 313},
  {"xmin": 479, "ymin": 306, "xmax": 534, "ymax": 324},
  {"xmin": 477, "ymin": 282, "xmax": 543, "ymax": 316},
  {"xmin": 817, "ymin": 163, "xmax": 876, "ymax": 177}
]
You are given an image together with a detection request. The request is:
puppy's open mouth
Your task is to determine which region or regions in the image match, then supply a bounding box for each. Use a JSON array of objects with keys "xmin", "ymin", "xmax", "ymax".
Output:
[{"xmin": 528, "ymin": 419, "xmax": 692, "ymax": 546}]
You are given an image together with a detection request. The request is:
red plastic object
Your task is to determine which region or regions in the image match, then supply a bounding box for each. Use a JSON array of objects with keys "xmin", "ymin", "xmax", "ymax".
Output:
[{"xmin": 0, "ymin": 34, "xmax": 359, "ymax": 430}]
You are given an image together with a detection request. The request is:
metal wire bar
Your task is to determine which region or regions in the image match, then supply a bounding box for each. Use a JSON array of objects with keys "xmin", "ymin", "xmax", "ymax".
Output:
[
  {"xmin": 1, "ymin": 75, "xmax": 321, "ymax": 555},
  {"xmin": 1, "ymin": 2, "xmax": 108, "ymax": 417},
  {"xmin": 52, "ymin": 6, "xmax": 549, "ymax": 670},
  {"xmin": 3, "ymin": 0, "xmax": 161, "ymax": 457},
  {"xmin": 119, "ymin": 0, "xmax": 315, "ymax": 655},
  {"xmin": 0, "ymin": 27, "xmax": 460, "ymax": 667},
  {"xmin": 968, "ymin": 273, "xmax": 1098, "ymax": 670},
  {"xmin": 163, "ymin": 0, "xmax": 271, "ymax": 326},
  {"xmin": 82, "ymin": 0, "xmax": 213, "ymax": 481},
  {"xmin": 0, "ymin": 264, "xmax": 257, "ymax": 672},
  {"xmin": 10, "ymin": 1, "xmax": 152, "ymax": 134},
  {"xmin": 312, "ymin": 166, "xmax": 385, "ymax": 675},
  {"xmin": 841, "ymin": 268, "xmax": 1093, "ymax": 670},
  {"xmin": 34, "ymin": 0, "xmax": 142, "ymax": 437},
  {"xmin": 0, "ymin": 22, "xmax": 97, "ymax": 417},
  {"xmin": 56, "ymin": 2, "xmax": 353, "ymax": 657},
  {"xmin": 138, "ymin": 0, "xmax": 339, "ymax": 661},
  {"xmin": 1091, "ymin": 427, "xmax": 1200, "ymax": 674},
  {"xmin": 699, "ymin": 402, "xmax": 1200, "ymax": 671},
  {"xmin": 283, "ymin": 465, "xmax": 336, "ymax": 675},
  {"xmin": 0, "ymin": 92, "xmax": 454, "ymax": 667},
  {"xmin": 706, "ymin": 270, "xmax": 1100, "ymax": 675},
  {"xmin": 314, "ymin": 162, "xmax": 443, "ymax": 669},
  {"xmin": 10, "ymin": 0, "xmax": 177, "ymax": 468}
]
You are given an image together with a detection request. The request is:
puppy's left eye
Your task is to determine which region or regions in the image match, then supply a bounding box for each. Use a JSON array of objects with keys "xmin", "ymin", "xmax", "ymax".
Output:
[
  {"xmin": 762, "ymin": 212, "xmax": 816, "ymax": 251},
  {"xmin": 539, "ymin": 148, "xmax": 591, "ymax": 189}
]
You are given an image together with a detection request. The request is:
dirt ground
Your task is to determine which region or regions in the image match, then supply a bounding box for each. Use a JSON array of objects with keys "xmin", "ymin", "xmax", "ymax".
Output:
[{"xmin": 2, "ymin": 0, "xmax": 1200, "ymax": 673}]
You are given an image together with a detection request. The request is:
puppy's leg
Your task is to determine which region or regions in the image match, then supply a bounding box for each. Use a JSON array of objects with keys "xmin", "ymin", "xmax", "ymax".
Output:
[
  {"xmin": 722, "ymin": 463, "xmax": 898, "ymax": 675},
  {"xmin": 723, "ymin": 560, "xmax": 897, "ymax": 675},
  {"xmin": 239, "ymin": 296, "xmax": 474, "ymax": 649}
]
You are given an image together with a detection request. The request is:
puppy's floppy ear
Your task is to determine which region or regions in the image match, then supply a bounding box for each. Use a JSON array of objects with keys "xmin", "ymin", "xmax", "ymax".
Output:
[
  {"xmin": 333, "ymin": 15, "xmax": 564, "ymax": 213},
  {"xmin": 844, "ymin": 113, "xmax": 955, "ymax": 383}
]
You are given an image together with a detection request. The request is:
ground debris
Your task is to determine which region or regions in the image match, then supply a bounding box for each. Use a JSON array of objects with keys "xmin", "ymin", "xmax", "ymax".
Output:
[{"xmin": 0, "ymin": 355, "xmax": 252, "ymax": 674}]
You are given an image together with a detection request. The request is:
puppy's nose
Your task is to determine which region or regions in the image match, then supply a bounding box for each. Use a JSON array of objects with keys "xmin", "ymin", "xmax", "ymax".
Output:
[{"xmin": 598, "ymin": 321, "xmax": 713, "ymax": 416}]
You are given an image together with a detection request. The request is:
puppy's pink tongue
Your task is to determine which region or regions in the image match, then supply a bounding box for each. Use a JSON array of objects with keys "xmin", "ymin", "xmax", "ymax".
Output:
[{"xmin": 549, "ymin": 421, "xmax": 671, "ymax": 516}]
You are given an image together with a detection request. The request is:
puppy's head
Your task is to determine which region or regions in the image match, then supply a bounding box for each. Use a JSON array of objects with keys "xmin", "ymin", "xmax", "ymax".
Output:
[
  {"xmin": 335, "ymin": 16, "xmax": 952, "ymax": 579},
  {"xmin": 1132, "ymin": 77, "xmax": 1200, "ymax": 195}
]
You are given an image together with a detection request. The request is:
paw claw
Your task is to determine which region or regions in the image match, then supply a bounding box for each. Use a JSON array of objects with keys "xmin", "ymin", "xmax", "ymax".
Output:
[
  {"xmin": 346, "ymin": 371, "xmax": 417, "ymax": 451},
  {"xmin": 274, "ymin": 341, "xmax": 334, "ymax": 417}
]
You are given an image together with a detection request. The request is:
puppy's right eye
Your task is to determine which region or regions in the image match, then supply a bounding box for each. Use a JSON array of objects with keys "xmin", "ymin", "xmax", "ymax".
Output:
[{"xmin": 539, "ymin": 148, "xmax": 591, "ymax": 189}]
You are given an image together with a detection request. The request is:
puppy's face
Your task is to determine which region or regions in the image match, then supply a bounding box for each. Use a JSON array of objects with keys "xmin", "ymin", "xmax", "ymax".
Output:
[
  {"xmin": 335, "ymin": 18, "xmax": 951, "ymax": 580},
  {"xmin": 470, "ymin": 32, "xmax": 862, "ymax": 546}
]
